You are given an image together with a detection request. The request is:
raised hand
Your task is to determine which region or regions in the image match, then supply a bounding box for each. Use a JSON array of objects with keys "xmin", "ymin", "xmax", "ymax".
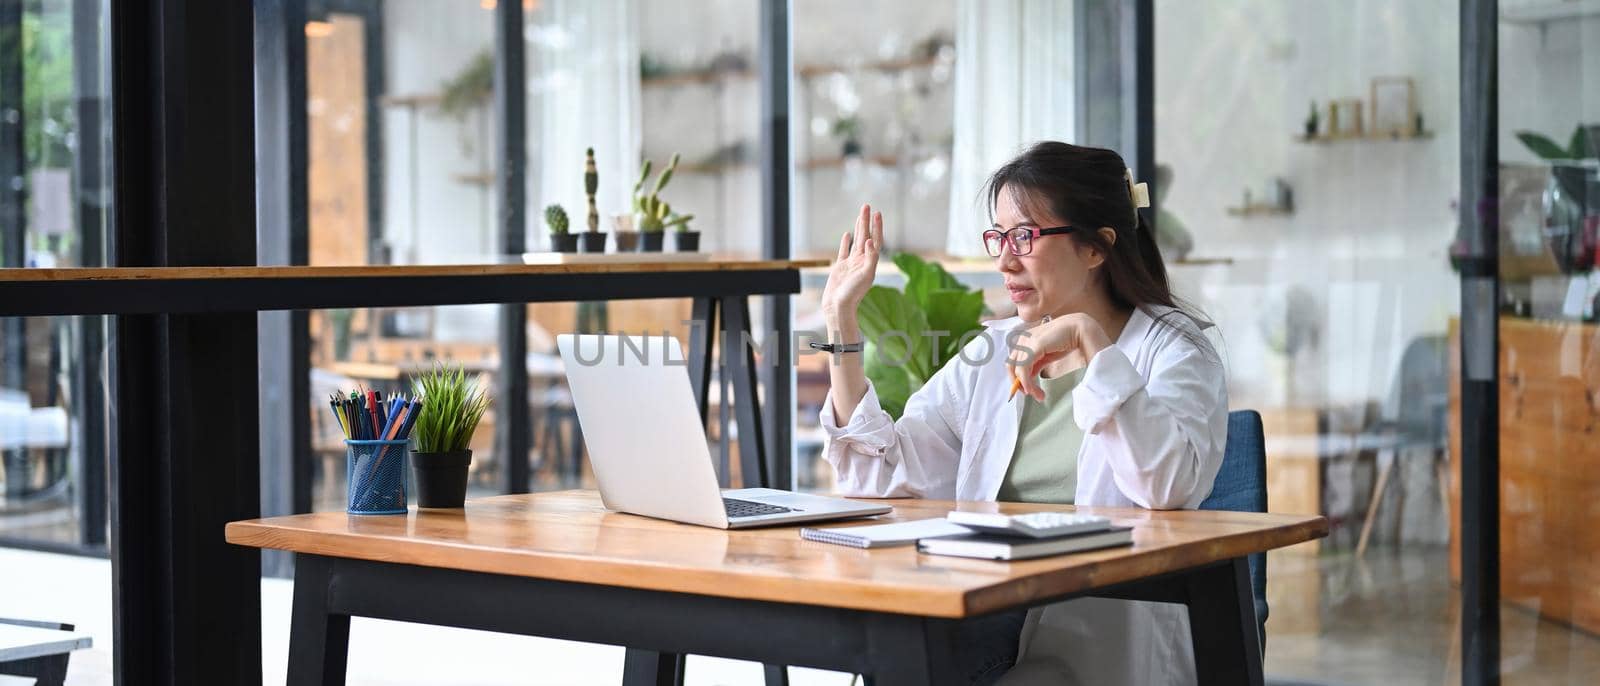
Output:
[{"xmin": 820, "ymin": 204, "xmax": 884, "ymax": 328}]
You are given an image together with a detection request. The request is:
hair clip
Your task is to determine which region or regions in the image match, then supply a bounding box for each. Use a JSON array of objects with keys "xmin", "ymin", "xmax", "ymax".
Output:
[
  {"xmin": 1124, "ymin": 168, "xmax": 1150, "ymax": 226},
  {"xmin": 1124, "ymin": 168, "xmax": 1151, "ymax": 209}
]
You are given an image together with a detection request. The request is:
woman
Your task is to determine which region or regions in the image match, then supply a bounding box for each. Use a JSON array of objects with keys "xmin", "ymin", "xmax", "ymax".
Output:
[{"xmin": 818, "ymin": 142, "xmax": 1228, "ymax": 685}]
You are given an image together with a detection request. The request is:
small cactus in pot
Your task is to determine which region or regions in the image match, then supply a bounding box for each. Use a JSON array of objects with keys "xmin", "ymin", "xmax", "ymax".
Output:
[
  {"xmin": 579, "ymin": 148, "xmax": 606, "ymax": 252},
  {"xmin": 546, "ymin": 204, "xmax": 577, "ymax": 253},
  {"xmin": 584, "ymin": 147, "xmax": 601, "ymax": 233}
]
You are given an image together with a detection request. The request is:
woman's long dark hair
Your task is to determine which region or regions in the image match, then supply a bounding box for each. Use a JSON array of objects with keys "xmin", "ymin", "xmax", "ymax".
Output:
[{"xmin": 983, "ymin": 141, "xmax": 1215, "ymax": 353}]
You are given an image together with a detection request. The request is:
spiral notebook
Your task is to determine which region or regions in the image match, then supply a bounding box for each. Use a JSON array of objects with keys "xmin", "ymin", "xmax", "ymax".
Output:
[{"xmin": 799, "ymin": 518, "xmax": 973, "ymax": 549}]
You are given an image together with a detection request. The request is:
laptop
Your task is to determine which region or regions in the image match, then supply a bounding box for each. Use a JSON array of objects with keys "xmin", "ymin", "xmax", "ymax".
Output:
[{"xmin": 557, "ymin": 334, "xmax": 892, "ymax": 529}]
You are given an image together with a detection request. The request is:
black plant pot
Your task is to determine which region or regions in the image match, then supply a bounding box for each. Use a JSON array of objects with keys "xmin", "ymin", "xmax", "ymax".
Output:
[
  {"xmin": 640, "ymin": 232, "xmax": 665, "ymax": 252},
  {"xmin": 579, "ymin": 232, "xmax": 608, "ymax": 253},
  {"xmin": 673, "ymin": 231, "xmax": 701, "ymax": 252},
  {"xmin": 613, "ymin": 231, "xmax": 641, "ymax": 252},
  {"xmin": 412, "ymin": 449, "xmax": 471, "ymax": 508},
  {"xmin": 550, "ymin": 233, "xmax": 578, "ymax": 253}
]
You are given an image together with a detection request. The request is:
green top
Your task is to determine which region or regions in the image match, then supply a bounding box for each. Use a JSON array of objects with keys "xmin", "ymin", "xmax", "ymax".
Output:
[{"xmin": 997, "ymin": 367, "xmax": 1088, "ymax": 504}]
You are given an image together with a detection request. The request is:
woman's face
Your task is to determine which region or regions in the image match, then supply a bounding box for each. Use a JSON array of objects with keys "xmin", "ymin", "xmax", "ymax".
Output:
[{"xmin": 991, "ymin": 184, "xmax": 1108, "ymax": 322}]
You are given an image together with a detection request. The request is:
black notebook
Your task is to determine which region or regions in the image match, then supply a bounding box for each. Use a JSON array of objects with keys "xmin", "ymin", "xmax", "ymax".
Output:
[{"xmin": 916, "ymin": 527, "xmax": 1134, "ymax": 561}]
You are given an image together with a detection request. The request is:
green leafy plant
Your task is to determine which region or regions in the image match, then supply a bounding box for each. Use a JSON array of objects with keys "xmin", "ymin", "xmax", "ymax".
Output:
[
  {"xmin": 856, "ymin": 254, "xmax": 986, "ymax": 418},
  {"xmin": 632, "ymin": 153, "xmax": 692, "ymax": 232},
  {"xmin": 1516, "ymin": 125, "xmax": 1595, "ymax": 161},
  {"xmin": 18, "ymin": 12, "xmax": 72, "ymax": 170},
  {"xmin": 832, "ymin": 115, "xmax": 864, "ymax": 156},
  {"xmin": 439, "ymin": 50, "xmax": 493, "ymax": 121},
  {"xmin": 545, "ymin": 204, "xmax": 569, "ymax": 234},
  {"xmin": 831, "ymin": 115, "xmax": 861, "ymax": 141},
  {"xmin": 411, "ymin": 364, "xmax": 491, "ymax": 453}
]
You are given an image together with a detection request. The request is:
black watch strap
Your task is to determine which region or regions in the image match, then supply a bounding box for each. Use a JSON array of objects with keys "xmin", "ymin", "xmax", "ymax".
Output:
[{"xmin": 809, "ymin": 340, "xmax": 865, "ymax": 354}]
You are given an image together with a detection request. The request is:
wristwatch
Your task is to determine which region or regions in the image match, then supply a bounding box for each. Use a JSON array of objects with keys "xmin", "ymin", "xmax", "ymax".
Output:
[{"xmin": 809, "ymin": 340, "xmax": 865, "ymax": 354}]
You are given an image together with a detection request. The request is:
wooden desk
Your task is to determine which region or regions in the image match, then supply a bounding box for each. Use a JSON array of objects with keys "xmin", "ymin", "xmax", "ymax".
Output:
[
  {"xmin": 227, "ymin": 491, "xmax": 1326, "ymax": 685},
  {"xmin": 2, "ymin": 258, "xmax": 824, "ymax": 683}
]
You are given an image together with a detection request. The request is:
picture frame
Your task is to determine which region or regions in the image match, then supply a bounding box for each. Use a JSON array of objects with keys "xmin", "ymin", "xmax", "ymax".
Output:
[
  {"xmin": 1369, "ymin": 77, "xmax": 1417, "ymax": 137},
  {"xmin": 1328, "ymin": 98, "xmax": 1363, "ymax": 138}
]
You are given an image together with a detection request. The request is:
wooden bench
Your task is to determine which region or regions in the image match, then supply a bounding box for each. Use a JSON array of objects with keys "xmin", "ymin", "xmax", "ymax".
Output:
[{"xmin": 0, "ymin": 619, "xmax": 91, "ymax": 686}]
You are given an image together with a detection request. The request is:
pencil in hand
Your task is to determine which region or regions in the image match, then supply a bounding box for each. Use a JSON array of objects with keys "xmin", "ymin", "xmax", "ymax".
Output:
[{"xmin": 1008, "ymin": 367, "xmax": 1023, "ymax": 401}]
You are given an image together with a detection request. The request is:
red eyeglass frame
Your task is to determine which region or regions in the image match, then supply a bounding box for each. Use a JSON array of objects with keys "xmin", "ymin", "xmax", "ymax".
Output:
[{"xmin": 981, "ymin": 225, "xmax": 1078, "ymax": 256}]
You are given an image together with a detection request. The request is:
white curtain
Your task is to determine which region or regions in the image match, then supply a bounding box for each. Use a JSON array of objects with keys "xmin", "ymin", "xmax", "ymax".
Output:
[
  {"xmin": 945, "ymin": 0, "xmax": 1077, "ymax": 256},
  {"xmin": 531, "ymin": 0, "xmax": 640, "ymax": 249}
]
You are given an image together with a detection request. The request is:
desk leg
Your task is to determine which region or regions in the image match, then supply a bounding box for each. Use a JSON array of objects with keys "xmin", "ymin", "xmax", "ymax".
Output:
[
  {"xmin": 621, "ymin": 648, "xmax": 683, "ymax": 686},
  {"xmin": 719, "ymin": 296, "xmax": 769, "ymax": 489},
  {"xmin": 687, "ymin": 296, "xmax": 717, "ymax": 424},
  {"xmin": 1185, "ymin": 558, "xmax": 1264, "ymax": 686},
  {"xmin": 864, "ymin": 614, "xmax": 960, "ymax": 686},
  {"xmin": 762, "ymin": 663, "xmax": 789, "ymax": 685},
  {"xmin": 287, "ymin": 555, "xmax": 350, "ymax": 686}
]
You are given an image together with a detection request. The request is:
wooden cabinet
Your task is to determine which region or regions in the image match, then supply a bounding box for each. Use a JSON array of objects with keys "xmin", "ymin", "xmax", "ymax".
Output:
[
  {"xmin": 1259, "ymin": 407, "xmax": 1323, "ymax": 556},
  {"xmin": 1448, "ymin": 317, "xmax": 1600, "ymax": 634}
]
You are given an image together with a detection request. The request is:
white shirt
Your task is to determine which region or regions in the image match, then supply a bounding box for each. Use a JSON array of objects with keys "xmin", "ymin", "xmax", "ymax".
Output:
[{"xmin": 821, "ymin": 306, "xmax": 1228, "ymax": 685}]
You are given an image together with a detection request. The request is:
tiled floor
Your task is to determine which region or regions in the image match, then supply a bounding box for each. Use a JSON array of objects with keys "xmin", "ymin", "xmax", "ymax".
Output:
[
  {"xmin": 2, "ymin": 546, "xmax": 1596, "ymax": 684},
  {"xmin": 1264, "ymin": 548, "xmax": 1600, "ymax": 685}
]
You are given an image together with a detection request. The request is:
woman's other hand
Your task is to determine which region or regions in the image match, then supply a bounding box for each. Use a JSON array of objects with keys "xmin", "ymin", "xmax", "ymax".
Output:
[
  {"xmin": 820, "ymin": 204, "xmax": 883, "ymax": 330},
  {"xmin": 1006, "ymin": 313, "xmax": 1114, "ymax": 402}
]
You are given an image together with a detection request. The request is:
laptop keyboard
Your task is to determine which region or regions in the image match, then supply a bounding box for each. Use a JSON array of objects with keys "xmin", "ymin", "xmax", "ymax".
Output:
[{"xmin": 723, "ymin": 497, "xmax": 794, "ymax": 519}]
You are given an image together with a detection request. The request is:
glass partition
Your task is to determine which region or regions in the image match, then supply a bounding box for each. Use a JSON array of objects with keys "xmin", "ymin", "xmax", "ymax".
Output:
[
  {"xmin": 1488, "ymin": 2, "xmax": 1600, "ymax": 680},
  {"xmin": 1155, "ymin": 0, "xmax": 1469, "ymax": 680},
  {"xmin": 0, "ymin": 0, "xmax": 111, "ymax": 550}
]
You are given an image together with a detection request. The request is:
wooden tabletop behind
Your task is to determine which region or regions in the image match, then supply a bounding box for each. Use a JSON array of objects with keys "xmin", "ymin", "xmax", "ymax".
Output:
[
  {"xmin": 0, "ymin": 258, "xmax": 830, "ymax": 282},
  {"xmin": 226, "ymin": 491, "xmax": 1326, "ymax": 618}
]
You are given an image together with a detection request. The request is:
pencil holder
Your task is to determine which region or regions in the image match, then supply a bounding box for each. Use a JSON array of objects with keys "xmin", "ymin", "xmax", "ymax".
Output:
[{"xmin": 345, "ymin": 439, "xmax": 411, "ymax": 515}]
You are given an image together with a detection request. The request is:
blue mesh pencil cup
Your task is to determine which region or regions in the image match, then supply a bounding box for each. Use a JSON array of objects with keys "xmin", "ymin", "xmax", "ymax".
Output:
[{"xmin": 345, "ymin": 439, "xmax": 410, "ymax": 514}]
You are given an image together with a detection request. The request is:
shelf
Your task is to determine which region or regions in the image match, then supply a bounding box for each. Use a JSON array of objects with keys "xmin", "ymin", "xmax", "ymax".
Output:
[
  {"xmin": 1296, "ymin": 131, "xmax": 1435, "ymax": 144},
  {"xmin": 798, "ymin": 55, "xmax": 941, "ymax": 80},
  {"xmin": 677, "ymin": 161, "xmax": 753, "ymax": 175},
  {"xmin": 1225, "ymin": 205, "xmax": 1293, "ymax": 218},
  {"xmin": 642, "ymin": 54, "xmax": 943, "ymax": 88},
  {"xmin": 1170, "ymin": 257, "xmax": 1236, "ymax": 266},
  {"xmin": 800, "ymin": 155, "xmax": 902, "ymax": 171},
  {"xmin": 452, "ymin": 172, "xmax": 494, "ymax": 186},
  {"xmin": 380, "ymin": 92, "xmax": 443, "ymax": 108},
  {"xmin": 1501, "ymin": 0, "xmax": 1600, "ymax": 23},
  {"xmin": 641, "ymin": 68, "xmax": 753, "ymax": 88},
  {"xmin": 452, "ymin": 158, "xmax": 923, "ymax": 180}
]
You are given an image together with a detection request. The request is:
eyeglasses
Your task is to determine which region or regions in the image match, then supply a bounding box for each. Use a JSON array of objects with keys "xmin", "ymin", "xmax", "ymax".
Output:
[{"xmin": 981, "ymin": 226, "xmax": 1077, "ymax": 257}]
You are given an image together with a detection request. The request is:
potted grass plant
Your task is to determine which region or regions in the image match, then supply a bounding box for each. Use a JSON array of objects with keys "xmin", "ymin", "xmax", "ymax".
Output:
[
  {"xmin": 410, "ymin": 364, "xmax": 491, "ymax": 509},
  {"xmin": 633, "ymin": 153, "xmax": 686, "ymax": 252}
]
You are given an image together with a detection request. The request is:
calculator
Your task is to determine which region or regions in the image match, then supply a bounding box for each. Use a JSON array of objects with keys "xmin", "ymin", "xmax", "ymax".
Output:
[{"xmin": 945, "ymin": 511, "xmax": 1113, "ymax": 539}]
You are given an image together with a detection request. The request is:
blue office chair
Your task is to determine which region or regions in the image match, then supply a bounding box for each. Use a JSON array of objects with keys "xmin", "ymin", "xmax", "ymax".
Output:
[{"xmin": 1200, "ymin": 409, "xmax": 1269, "ymax": 649}]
